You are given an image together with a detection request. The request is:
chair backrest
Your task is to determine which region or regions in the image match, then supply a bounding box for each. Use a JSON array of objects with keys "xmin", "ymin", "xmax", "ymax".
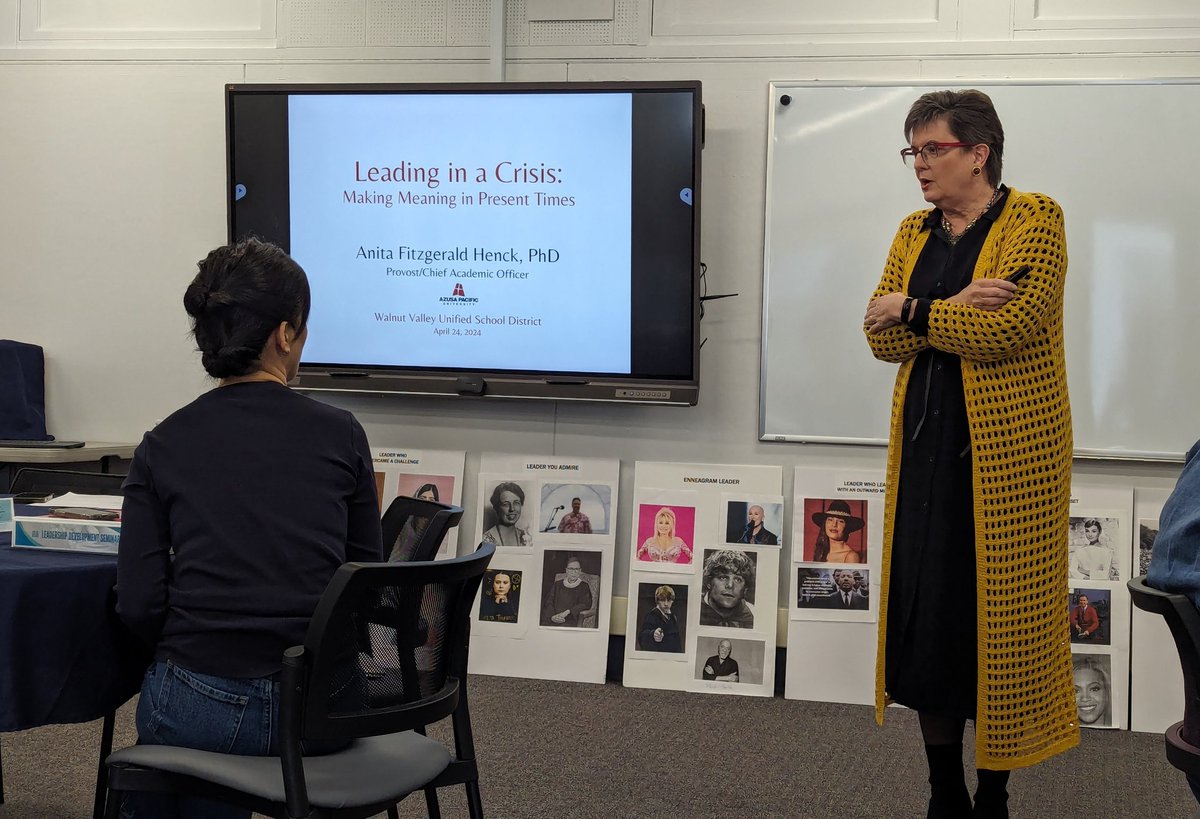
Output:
[
  {"xmin": 1128, "ymin": 575, "xmax": 1200, "ymax": 742},
  {"xmin": 8, "ymin": 467, "xmax": 125, "ymax": 496},
  {"xmin": 381, "ymin": 496, "xmax": 464, "ymax": 562},
  {"xmin": 282, "ymin": 542, "xmax": 493, "ymax": 754}
]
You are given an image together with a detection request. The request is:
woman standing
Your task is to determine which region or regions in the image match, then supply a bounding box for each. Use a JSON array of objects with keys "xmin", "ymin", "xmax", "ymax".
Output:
[{"xmin": 863, "ymin": 90, "xmax": 1075, "ymax": 818}]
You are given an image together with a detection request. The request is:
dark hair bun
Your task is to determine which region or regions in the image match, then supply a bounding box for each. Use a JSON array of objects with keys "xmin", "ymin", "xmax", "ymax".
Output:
[
  {"xmin": 184, "ymin": 238, "xmax": 310, "ymax": 379},
  {"xmin": 201, "ymin": 345, "xmax": 261, "ymax": 379}
]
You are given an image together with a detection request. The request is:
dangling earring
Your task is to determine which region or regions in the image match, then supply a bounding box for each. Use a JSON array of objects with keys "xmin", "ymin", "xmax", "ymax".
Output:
[{"xmin": 972, "ymin": 166, "xmax": 982, "ymax": 176}]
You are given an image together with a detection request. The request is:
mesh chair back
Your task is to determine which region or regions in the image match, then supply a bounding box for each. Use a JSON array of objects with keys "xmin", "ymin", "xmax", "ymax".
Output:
[
  {"xmin": 286, "ymin": 542, "xmax": 493, "ymax": 749},
  {"xmin": 8, "ymin": 467, "xmax": 125, "ymax": 496},
  {"xmin": 381, "ymin": 496, "xmax": 464, "ymax": 562},
  {"xmin": 1129, "ymin": 575, "xmax": 1200, "ymax": 744}
]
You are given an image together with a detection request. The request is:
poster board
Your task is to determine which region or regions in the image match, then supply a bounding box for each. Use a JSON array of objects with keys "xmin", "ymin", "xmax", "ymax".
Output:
[
  {"xmin": 467, "ymin": 453, "xmax": 618, "ymax": 684},
  {"xmin": 1128, "ymin": 488, "xmax": 1180, "ymax": 734},
  {"xmin": 1067, "ymin": 482, "xmax": 1134, "ymax": 730},
  {"xmin": 784, "ymin": 468, "xmax": 884, "ymax": 705},
  {"xmin": 623, "ymin": 461, "xmax": 783, "ymax": 698}
]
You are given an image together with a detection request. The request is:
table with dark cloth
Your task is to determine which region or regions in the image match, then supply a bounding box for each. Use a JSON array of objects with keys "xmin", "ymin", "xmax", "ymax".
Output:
[{"xmin": 0, "ymin": 510, "xmax": 145, "ymax": 733}]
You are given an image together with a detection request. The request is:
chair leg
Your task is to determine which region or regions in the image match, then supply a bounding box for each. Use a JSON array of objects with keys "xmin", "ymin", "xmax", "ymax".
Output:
[
  {"xmin": 104, "ymin": 787, "xmax": 121, "ymax": 819},
  {"xmin": 424, "ymin": 786, "xmax": 442, "ymax": 819},
  {"xmin": 465, "ymin": 780, "xmax": 483, "ymax": 819},
  {"xmin": 387, "ymin": 807, "xmax": 400, "ymax": 819},
  {"xmin": 93, "ymin": 711, "xmax": 116, "ymax": 819}
]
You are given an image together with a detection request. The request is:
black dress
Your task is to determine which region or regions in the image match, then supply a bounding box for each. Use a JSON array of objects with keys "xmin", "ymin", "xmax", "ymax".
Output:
[{"xmin": 884, "ymin": 187, "xmax": 1009, "ymax": 719}]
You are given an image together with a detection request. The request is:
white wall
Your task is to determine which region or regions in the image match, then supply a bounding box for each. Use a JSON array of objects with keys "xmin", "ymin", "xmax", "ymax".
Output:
[{"xmin": 0, "ymin": 0, "xmax": 1195, "ymax": 608}]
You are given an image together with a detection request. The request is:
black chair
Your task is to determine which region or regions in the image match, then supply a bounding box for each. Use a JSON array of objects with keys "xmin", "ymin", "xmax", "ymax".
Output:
[
  {"xmin": 381, "ymin": 496, "xmax": 464, "ymax": 562},
  {"xmin": 104, "ymin": 542, "xmax": 494, "ymax": 819},
  {"xmin": 1128, "ymin": 575, "xmax": 1200, "ymax": 790},
  {"xmin": 3, "ymin": 465, "xmax": 128, "ymax": 818},
  {"xmin": 8, "ymin": 467, "xmax": 125, "ymax": 496}
]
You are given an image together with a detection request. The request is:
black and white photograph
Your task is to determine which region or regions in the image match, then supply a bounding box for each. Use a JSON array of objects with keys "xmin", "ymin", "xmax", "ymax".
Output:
[
  {"xmin": 479, "ymin": 568, "xmax": 522, "ymax": 624},
  {"xmin": 481, "ymin": 479, "xmax": 535, "ymax": 550},
  {"xmin": 699, "ymin": 548, "xmax": 758, "ymax": 629},
  {"xmin": 694, "ymin": 635, "xmax": 766, "ymax": 686},
  {"xmin": 633, "ymin": 582, "xmax": 688, "ymax": 655},
  {"xmin": 1072, "ymin": 653, "xmax": 1113, "ymax": 729},
  {"xmin": 1139, "ymin": 518, "xmax": 1159, "ymax": 578},
  {"xmin": 539, "ymin": 482, "xmax": 612, "ymax": 535},
  {"xmin": 1067, "ymin": 588, "xmax": 1111, "ymax": 645},
  {"xmin": 539, "ymin": 550, "xmax": 602, "ymax": 629},
  {"xmin": 723, "ymin": 500, "xmax": 783, "ymax": 546},
  {"xmin": 1068, "ymin": 515, "xmax": 1121, "ymax": 581},
  {"xmin": 796, "ymin": 567, "xmax": 870, "ymax": 611}
]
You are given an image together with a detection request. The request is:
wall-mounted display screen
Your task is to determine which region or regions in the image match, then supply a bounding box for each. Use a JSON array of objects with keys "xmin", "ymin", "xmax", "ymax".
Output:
[{"xmin": 226, "ymin": 81, "xmax": 702, "ymax": 405}]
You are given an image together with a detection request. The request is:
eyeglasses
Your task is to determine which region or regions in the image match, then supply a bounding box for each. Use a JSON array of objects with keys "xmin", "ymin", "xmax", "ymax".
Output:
[{"xmin": 900, "ymin": 141, "xmax": 973, "ymax": 167}]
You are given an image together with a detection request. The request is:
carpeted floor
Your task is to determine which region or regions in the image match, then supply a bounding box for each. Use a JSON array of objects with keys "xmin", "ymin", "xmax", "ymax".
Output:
[{"xmin": 0, "ymin": 674, "xmax": 1193, "ymax": 818}]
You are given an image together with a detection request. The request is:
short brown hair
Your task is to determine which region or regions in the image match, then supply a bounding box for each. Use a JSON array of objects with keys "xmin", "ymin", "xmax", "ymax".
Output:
[{"xmin": 904, "ymin": 90, "xmax": 1004, "ymax": 186}]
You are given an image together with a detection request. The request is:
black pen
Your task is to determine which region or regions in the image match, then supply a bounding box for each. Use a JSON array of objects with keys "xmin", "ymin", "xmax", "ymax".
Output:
[{"xmin": 1006, "ymin": 265, "xmax": 1032, "ymax": 283}]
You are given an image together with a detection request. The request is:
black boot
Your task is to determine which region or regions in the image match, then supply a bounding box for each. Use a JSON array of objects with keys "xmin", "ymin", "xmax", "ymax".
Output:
[
  {"xmin": 925, "ymin": 743, "xmax": 972, "ymax": 818},
  {"xmin": 973, "ymin": 768, "xmax": 1010, "ymax": 818}
]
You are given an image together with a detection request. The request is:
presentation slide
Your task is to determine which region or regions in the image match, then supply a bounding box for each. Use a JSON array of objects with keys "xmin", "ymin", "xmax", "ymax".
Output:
[{"xmin": 288, "ymin": 93, "xmax": 634, "ymax": 374}]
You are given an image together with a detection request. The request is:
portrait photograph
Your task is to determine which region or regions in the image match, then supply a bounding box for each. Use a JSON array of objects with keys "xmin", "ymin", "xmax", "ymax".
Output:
[
  {"xmin": 633, "ymin": 581, "xmax": 688, "ymax": 657},
  {"xmin": 699, "ymin": 548, "xmax": 758, "ymax": 629},
  {"xmin": 1067, "ymin": 587, "xmax": 1111, "ymax": 646},
  {"xmin": 1068, "ymin": 515, "xmax": 1121, "ymax": 582},
  {"xmin": 693, "ymin": 635, "xmax": 766, "ymax": 686},
  {"xmin": 480, "ymin": 478, "xmax": 535, "ymax": 550},
  {"xmin": 801, "ymin": 498, "xmax": 868, "ymax": 564},
  {"xmin": 539, "ymin": 550, "xmax": 602, "ymax": 630},
  {"xmin": 634, "ymin": 503, "xmax": 697, "ymax": 570},
  {"xmin": 478, "ymin": 568, "xmax": 522, "ymax": 624},
  {"xmin": 396, "ymin": 473, "xmax": 456, "ymax": 506},
  {"xmin": 723, "ymin": 500, "xmax": 784, "ymax": 547},
  {"xmin": 374, "ymin": 472, "xmax": 386, "ymax": 510},
  {"xmin": 1139, "ymin": 519, "xmax": 1159, "ymax": 578},
  {"xmin": 795, "ymin": 567, "xmax": 870, "ymax": 611},
  {"xmin": 539, "ymin": 482, "xmax": 612, "ymax": 536},
  {"xmin": 1072, "ymin": 653, "xmax": 1113, "ymax": 729}
]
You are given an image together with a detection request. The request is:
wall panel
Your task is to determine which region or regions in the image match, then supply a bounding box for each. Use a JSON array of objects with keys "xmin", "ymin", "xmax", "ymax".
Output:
[
  {"xmin": 652, "ymin": 0, "xmax": 957, "ymax": 38},
  {"xmin": 19, "ymin": 0, "xmax": 275, "ymax": 43}
]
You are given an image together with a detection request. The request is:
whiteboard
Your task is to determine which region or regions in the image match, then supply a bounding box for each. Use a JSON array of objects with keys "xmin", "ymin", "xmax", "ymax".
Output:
[{"xmin": 760, "ymin": 81, "xmax": 1200, "ymax": 461}]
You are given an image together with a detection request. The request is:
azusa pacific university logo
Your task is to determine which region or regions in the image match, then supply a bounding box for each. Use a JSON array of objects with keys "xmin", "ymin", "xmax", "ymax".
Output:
[{"xmin": 440, "ymin": 282, "xmax": 479, "ymax": 305}]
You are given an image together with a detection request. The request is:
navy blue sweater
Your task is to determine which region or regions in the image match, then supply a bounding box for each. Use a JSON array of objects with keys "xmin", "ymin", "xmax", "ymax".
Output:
[{"xmin": 117, "ymin": 381, "xmax": 383, "ymax": 678}]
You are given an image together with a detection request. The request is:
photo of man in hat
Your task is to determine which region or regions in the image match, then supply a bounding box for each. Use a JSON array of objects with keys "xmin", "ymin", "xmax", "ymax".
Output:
[{"xmin": 803, "ymin": 498, "xmax": 868, "ymax": 563}]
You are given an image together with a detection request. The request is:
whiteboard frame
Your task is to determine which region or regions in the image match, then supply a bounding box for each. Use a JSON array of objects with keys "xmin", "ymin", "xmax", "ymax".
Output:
[{"xmin": 759, "ymin": 78, "xmax": 1198, "ymax": 463}]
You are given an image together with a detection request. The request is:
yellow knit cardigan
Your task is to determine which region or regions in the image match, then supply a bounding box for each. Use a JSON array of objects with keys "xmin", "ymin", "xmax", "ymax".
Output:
[{"xmin": 865, "ymin": 189, "xmax": 1079, "ymax": 770}]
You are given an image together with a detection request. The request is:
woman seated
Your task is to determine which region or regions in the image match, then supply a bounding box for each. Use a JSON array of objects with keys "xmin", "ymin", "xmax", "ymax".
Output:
[{"xmin": 117, "ymin": 238, "xmax": 383, "ymax": 818}]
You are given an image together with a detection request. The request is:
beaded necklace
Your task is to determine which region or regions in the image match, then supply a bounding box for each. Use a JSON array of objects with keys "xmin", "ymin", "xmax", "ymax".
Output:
[{"xmin": 942, "ymin": 187, "xmax": 1001, "ymax": 245}]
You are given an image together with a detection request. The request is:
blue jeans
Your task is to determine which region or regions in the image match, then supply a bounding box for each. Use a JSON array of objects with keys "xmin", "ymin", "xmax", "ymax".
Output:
[{"xmin": 121, "ymin": 661, "xmax": 279, "ymax": 819}]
